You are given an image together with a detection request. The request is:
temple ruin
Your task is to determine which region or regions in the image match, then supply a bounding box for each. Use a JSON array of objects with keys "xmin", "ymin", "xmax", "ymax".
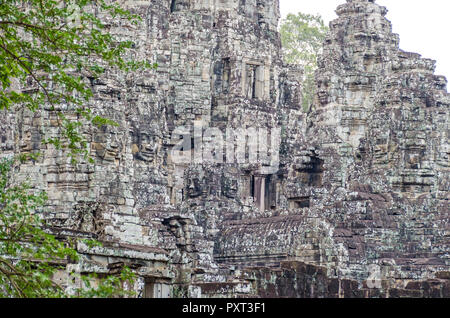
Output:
[{"xmin": 0, "ymin": 0, "xmax": 449, "ymax": 298}]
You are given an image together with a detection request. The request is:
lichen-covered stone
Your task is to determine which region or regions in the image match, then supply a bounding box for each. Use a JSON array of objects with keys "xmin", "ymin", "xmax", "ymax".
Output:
[{"xmin": 0, "ymin": 0, "xmax": 448, "ymax": 298}]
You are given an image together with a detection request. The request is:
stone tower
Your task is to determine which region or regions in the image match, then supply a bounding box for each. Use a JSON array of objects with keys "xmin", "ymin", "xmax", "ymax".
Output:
[{"xmin": 0, "ymin": 0, "xmax": 448, "ymax": 297}]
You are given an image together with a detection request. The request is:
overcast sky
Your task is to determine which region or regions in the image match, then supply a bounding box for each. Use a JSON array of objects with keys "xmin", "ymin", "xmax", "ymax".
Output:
[{"xmin": 279, "ymin": 0, "xmax": 450, "ymax": 80}]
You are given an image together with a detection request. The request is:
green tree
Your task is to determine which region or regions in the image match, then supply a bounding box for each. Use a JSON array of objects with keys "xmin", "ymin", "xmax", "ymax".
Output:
[
  {"xmin": 0, "ymin": 0, "xmax": 155, "ymax": 163},
  {"xmin": 0, "ymin": 0, "xmax": 153, "ymax": 297},
  {"xmin": 280, "ymin": 12, "xmax": 328, "ymax": 112}
]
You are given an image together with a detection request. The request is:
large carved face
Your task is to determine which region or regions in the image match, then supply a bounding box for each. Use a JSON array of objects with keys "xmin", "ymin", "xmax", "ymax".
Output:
[
  {"xmin": 187, "ymin": 176, "xmax": 203, "ymax": 198},
  {"xmin": 222, "ymin": 175, "xmax": 238, "ymax": 199},
  {"xmin": 130, "ymin": 118, "xmax": 161, "ymax": 163},
  {"xmin": 18, "ymin": 122, "xmax": 41, "ymax": 154},
  {"xmin": 132, "ymin": 131, "xmax": 159, "ymax": 163},
  {"xmin": 19, "ymin": 128, "xmax": 32, "ymax": 153},
  {"xmin": 0, "ymin": 116, "xmax": 12, "ymax": 152},
  {"xmin": 317, "ymin": 78, "xmax": 331, "ymax": 106},
  {"xmin": 93, "ymin": 127, "xmax": 121, "ymax": 162}
]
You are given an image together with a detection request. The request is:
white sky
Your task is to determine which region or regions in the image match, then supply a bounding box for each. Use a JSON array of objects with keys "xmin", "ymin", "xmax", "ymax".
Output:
[{"xmin": 279, "ymin": 0, "xmax": 450, "ymax": 80}]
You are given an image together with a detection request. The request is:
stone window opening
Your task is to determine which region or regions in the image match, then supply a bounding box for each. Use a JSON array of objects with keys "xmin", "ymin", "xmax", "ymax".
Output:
[
  {"xmin": 250, "ymin": 175, "xmax": 255, "ymax": 201},
  {"xmin": 250, "ymin": 174, "xmax": 276, "ymax": 211},
  {"xmin": 170, "ymin": 0, "xmax": 177, "ymax": 13},
  {"xmin": 222, "ymin": 58, "xmax": 231, "ymax": 94},
  {"xmin": 308, "ymin": 156, "xmax": 324, "ymax": 186},
  {"xmin": 244, "ymin": 63, "xmax": 264, "ymax": 100},
  {"xmin": 265, "ymin": 174, "xmax": 277, "ymax": 210},
  {"xmin": 169, "ymin": 186, "xmax": 176, "ymax": 205},
  {"xmin": 144, "ymin": 281, "xmax": 155, "ymax": 298},
  {"xmin": 296, "ymin": 154, "xmax": 325, "ymax": 187},
  {"xmin": 289, "ymin": 197, "xmax": 311, "ymax": 209},
  {"xmin": 170, "ymin": 0, "xmax": 189, "ymax": 12},
  {"xmin": 252, "ymin": 67, "xmax": 258, "ymax": 99}
]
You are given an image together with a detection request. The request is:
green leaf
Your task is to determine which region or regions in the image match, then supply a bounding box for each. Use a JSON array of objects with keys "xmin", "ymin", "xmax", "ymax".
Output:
[{"xmin": 280, "ymin": 12, "xmax": 329, "ymax": 112}]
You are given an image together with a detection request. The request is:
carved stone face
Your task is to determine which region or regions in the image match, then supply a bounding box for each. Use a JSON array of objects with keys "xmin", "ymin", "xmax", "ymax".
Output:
[
  {"xmin": 18, "ymin": 124, "xmax": 41, "ymax": 154},
  {"xmin": 130, "ymin": 118, "xmax": 161, "ymax": 163},
  {"xmin": 222, "ymin": 175, "xmax": 238, "ymax": 199},
  {"xmin": 93, "ymin": 127, "xmax": 121, "ymax": 162},
  {"xmin": 104, "ymin": 133, "xmax": 120, "ymax": 161},
  {"xmin": 317, "ymin": 79, "xmax": 330, "ymax": 106},
  {"xmin": 0, "ymin": 115, "xmax": 15, "ymax": 152},
  {"xmin": 133, "ymin": 132, "xmax": 158, "ymax": 162},
  {"xmin": 187, "ymin": 177, "xmax": 203, "ymax": 198},
  {"xmin": 19, "ymin": 129, "xmax": 32, "ymax": 153}
]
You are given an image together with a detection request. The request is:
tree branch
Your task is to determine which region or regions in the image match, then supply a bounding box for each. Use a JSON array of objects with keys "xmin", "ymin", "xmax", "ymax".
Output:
[{"xmin": 0, "ymin": 39, "xmax": 53, "ymax": 105}]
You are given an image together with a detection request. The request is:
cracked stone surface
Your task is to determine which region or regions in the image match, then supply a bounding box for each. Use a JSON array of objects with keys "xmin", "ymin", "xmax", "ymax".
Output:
[{"xmin": 0, "ymin": 0, "xmax": 448, "ymax": 298}]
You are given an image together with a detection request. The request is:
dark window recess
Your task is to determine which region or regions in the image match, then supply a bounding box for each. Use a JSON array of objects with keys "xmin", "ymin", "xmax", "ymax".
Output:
[
  {"xmin": 297, "ymin": 155, "xmax": 324, "ymax": 187},
  {"xmin": 222, "ymin": 58, "xmax": 231, "ymax": 94},
  {"xmin": 250, "ymin": 175, "xmax": 255, "ymax": 199},
  {"xmin": 211, "ymin": 96, "xmax": 218, "ymax": 109},
  {"xmin": 245, "ymin": 65, "xmax": 253, "ymax": 98},
  {"xmin": 282, "ymin": 83, "xmax": 291, "ymax": 105},
  {"xmin": 265, "ymin": 175, "xmax": 277, "ymax": 210},
  {"xmin": 254, "ymin": 176, "xmax": 263, "ymax": 210},
  {"xmin": 290, "ymin": 197, "xmax": 310, "ymax": 209},
  {"xmin": 170, "ymin": 0, "xmax": 177, "ymax": 13},
  {"xmin": 251, "ymin": 67, "xmax": 257, "ymax": 99},
  {"xmin": 245, "ymin": 64, "xmax": 263, "ymax": 100}
]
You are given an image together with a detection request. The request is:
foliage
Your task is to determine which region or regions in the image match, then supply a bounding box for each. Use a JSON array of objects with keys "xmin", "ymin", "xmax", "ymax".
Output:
[
  {"xmin": 172, "ymin": 284, "xmax": 188, "ymax": 298},
  {"xmin": 0, "ymin": 1, "xmax": 151, "ymax": 297},
  {"xmin": 280, "ymin": 12, "xmax": 328, "ymax": 112},
  {"xmin": 0, "ymin": 0, "xmax": 156, "ymax": 163},
  {"xmin": 0, "ymin": 157, "xmax": 135, "ymax": 297}
]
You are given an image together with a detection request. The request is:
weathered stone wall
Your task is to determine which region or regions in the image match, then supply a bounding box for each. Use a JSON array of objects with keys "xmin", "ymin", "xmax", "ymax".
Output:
[
  {"xmin": 0, "ymin": 0, "xmax": 448, "ymax": 297},
  {"xmin": 206, "ymin": 0, "xmax": 449, "ymax": 294},
  {"xmin": 246, "ymin": 261, "xmax": 450, "ymax": 298}
]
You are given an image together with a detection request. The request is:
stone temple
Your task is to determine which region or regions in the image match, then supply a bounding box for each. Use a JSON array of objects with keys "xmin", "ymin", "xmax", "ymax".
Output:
[{"xmin": 0, "ymin": 0, "xmax": 449, "ymax": 297}]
